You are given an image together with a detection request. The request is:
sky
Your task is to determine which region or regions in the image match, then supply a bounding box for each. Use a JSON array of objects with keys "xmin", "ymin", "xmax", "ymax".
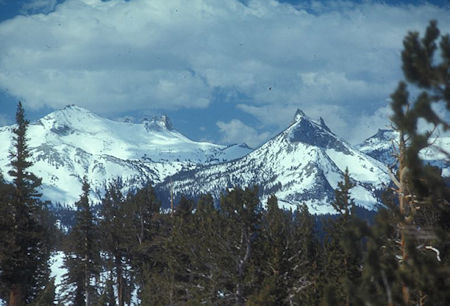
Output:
[{"xmin": 0, "ymin": 0, "xmax": 449, "ymax": 147}]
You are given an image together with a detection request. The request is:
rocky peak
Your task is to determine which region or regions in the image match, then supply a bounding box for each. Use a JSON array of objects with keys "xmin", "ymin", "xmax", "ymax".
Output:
[
  {"xmin": 293, "ymin": 109, "xmax": 306, "ymax": 122},
  {"xmin": 319, "ymin": 117, "xmax": 331, "ymax": 133},
  {"xmin": 143, "ymin": 115, "xmax": 173, "ymax": 132},
  {"xmin": 288, "ymin": 110, "xmax": 350, "ymax": 153}
]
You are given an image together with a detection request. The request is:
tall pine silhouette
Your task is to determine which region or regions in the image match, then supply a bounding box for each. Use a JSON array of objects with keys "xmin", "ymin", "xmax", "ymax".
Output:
[
  {"xmin": 359, "ymin": 20, "xmax": 450, "ymax": 305},
  {"xmin": 0, "ymin": 102, "xmax": 50, "ymax": 305},
  {"xmin": 61, "ymin": 177, "xmax": 100, "ymax": 305}
]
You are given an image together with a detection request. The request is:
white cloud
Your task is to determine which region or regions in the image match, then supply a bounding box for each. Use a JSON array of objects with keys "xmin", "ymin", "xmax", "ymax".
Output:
[
  {"xmin": 0, "ymin": 0, "xmax": 449, "ymax": 139},
  {"xmin": 349, "ymin": 105, "xmax": 393, "ymax": 144},
  {"xmin": 217, "ymin": 119, "xmax": 271, "ymax": 147}
]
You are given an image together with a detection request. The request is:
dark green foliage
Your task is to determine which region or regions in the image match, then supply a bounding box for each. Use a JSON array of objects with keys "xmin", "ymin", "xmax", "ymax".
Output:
[
  {"xmin": 249, "ymin": 195, "xmax": 289, "ymax": 305},
  {"xmin": 0, "ymin": 102, "xmax": 51, "ymax": 305},
  {"xmin": 123, "ymin": 184, "xmax": 160, "ymax": 298},
  {"xmin": 61, "ymin": 177, "xmax": 100, "ymax": 305},
  {"xmin": 8, "ymin": 102, "xmax": 42, "ymax": 202},
  {"xmin": 249, "ymin": 197, "xmax": 321, "ymax": 305},
  {"xmin": 330, "ymin": 168, "xmax": 355, "ymax": 216},
  {"xmin": 96, "ymin": 277, "xmax": 116, "ymax": 306},
  {"xmin": 0, "ymin": 171, "xmax": 15, "ymax": 300},
  {"xmin": 391, "ymin": 20, "xmax": 449, "ymax": 196},
  {"xmin": 219, "ymin": 186, "xmax": 262, "ymax": 305},
  {"xmin": 99, "ymin": 178, "xmax": 135, "ymax": 306},
  {"xmin": 322, "ymin": 169, "xmax": 366, "ymax": 306},
  {"xmin": 358, "ymin": 20, "xmax": 450, "ymax": 306},
  {"xmin": 31, "ymin": 277, "xmax": 56, "ymax": 306}
]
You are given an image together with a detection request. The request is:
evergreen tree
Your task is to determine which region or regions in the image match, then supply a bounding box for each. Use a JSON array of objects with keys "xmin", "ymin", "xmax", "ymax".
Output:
[
  {"xmin": 248, "ymin": 195, "xmax": 294, "ymax": 305},
  {"xmin": 0, "ymin": 171, "xmax": 15, "ymax": 300},
  {"xmin": 248, "ymin": 195, "xmax": 285, "ymax": 305},
  {"xmin": 0, "ymin": 102, "xmax": 50, "ymax": 305},
  {"xmin": 96, "ymin": 277, "xmax": 116, "ymax": 306},
  {"xmin": 330, "ymin": 168, "xmax": 355, "ymax": 216},
  {"xmin": 61, "ymin": 177, "xmax": 100, "ymax": 306},
  {"xmin": 322, "ymin": 168, "xmax": 365, "ymax": 306},
  {"xmin": 359, "ymin": 20, "xmax": 450, "ymax": 306},
  {"xmin": 99, "ymin": 178, "xmax": 134, "ymax": 306},
  {"xmin": 139, "ymin": 195, "xmax": 197, "ymax": 305},
  {"xmin": 30, "ymin": 277, "xmax": 56, "ymax": 306},
  {"xmin": 166, "ymin": 196, "xmax": 196, "ymax": 303},
  {"xmin": 219, "ymin": 186, "xmax": 262, "ymax": 305},
  {"xmin": 188, "ymin": 193, "xmax": 227, "ymax": 303},
  {"xmin": 289, "ymin": 204, "xmax": 321, "ymax": 305},
  {"xmin": 123, "ymin": 184, "xmax": 160, "ymax": 301}
]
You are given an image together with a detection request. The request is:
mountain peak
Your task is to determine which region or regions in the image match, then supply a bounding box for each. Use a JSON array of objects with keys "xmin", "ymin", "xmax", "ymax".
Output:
[
  {"xmin": 63, "ymin": 104, "xmax": 79, "ymax": 110},
  {"xmin": 41, "ymin": 104, "xmax": 97, "ymax": 124},
  {"xmin": 286, "ymin": 109, "xmax": 350, "ymax": 153},
  {"xmin": 143, "ymin": 115, "xmax": 173, "ymax": 131},
  {"xmin": 60, "ymin": 104, "xmax": 93, "ymax": 114},
  {"xmin": 293, "ymin": 109, "xmax": 306, "ymax": 122},
  {"xmin": 319, "ymin": 117, "xmax": 331, "ymax": 132}
]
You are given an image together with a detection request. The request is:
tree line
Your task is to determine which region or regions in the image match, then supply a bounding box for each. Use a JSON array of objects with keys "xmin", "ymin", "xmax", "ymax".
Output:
[{"xmin": 0, "ymin": 21, "xmax": 449, "ymax": 305}]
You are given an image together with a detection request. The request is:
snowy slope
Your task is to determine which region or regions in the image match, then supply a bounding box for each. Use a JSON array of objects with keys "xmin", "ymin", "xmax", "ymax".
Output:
[
  {"xmin": 0, "ymin": 105, "xmax": 251, "ymax": 204},
  {"xmin": 357, "ymin": 129, "xmax": 450, "ymax": 177},
  {"xmin": 157, "ymin": 110, "xmax": 390, "ymax": 214}
]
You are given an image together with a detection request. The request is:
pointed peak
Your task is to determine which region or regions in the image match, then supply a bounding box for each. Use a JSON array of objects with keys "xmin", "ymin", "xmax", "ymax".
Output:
[
  {"xmin": 143, "ymin": 115, "xmax": 173, "ymax": 131},
  {"xmin": 293, "ymin": 109, "xmax": 306, "ymax": 122},
  {"xmin": 372, "ymin": 128, "xmax": 396, "ymax": 140},
  {"xmin": 319, "ymin": 117, "xmax": 331, "ymax": 132}
]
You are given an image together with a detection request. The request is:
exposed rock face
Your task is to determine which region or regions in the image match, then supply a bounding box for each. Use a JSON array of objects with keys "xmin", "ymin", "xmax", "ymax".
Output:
[{"xmin": 156, "ymin": 109, "xmax": 390, "ymax": 214}]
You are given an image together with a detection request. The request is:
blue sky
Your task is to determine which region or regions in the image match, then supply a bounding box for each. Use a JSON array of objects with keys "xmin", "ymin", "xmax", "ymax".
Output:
[{"xmin": 0, "ymin": 0, "xmax": 449, "ymax": 147}]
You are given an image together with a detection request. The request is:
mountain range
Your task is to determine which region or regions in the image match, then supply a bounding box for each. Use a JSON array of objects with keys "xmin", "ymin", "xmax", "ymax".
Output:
[
  {"xmin": 357, "ymin": 128, "xmax": 449, "ymax": 177},
  {"xmin": 0, "ymin": 105, "xmax": 448, "ymax": 214},
  {"xmin": 0, "ymin": 105, "xmax": 251, "ymax": 204},
  {"xmin": 155, "ymin": 110, "xmax": 390, "ymax": 214}
]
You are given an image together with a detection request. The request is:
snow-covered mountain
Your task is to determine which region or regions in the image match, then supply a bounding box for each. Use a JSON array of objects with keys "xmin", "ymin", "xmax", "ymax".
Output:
[
  {"xmin": 2, "ymin": 105, "xmax": 445, "ymax": 213},
  {"xmin": 357, "ymin": 129, "xmax": 449, "ymax": 177},
  {"xmin": 156, "ymin": 110, "xmax": 390, "ymax": 214},
  {"xmin": 0, "ymin": 105, "xmax": 251, "ymax": 204}
]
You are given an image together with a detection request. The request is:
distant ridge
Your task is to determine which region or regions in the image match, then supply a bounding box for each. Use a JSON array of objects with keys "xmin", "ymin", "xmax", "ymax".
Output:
[{"xmin": 0, "ymin": 105, "xmax": 251, "ymax": 205}]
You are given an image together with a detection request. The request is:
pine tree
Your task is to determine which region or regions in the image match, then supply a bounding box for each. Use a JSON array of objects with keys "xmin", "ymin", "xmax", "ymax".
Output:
[
  {"xmin": 99, "ymin": 178, "xmax": 134, "ymax": 306},
  {"xmin": 219, "ymin": 186, "xmax": 262, "ymax": 305},
  {"xmin": 123, "ymin": 184, "xmax": 160, "ymax": 300},
  {"xmin": 61, "ymin": 177, "xmax": 100, "ymax": 306},
  {"xmin": 322, "ymin": 168, "xmax": 365, "ymax": 306},
  {"xmin": 330, "ymin": 168, "xmax": 355, "ymax": 217},
  {"xmin": 389, "ymin": 20, "xmax": 449, "ymax": 306},
  {"xmin": 96, "ymin": 277, "xmax": 116, "ymax": 306},
  {"xmin": 359, "ymin": 20, "xmax": 450, "ymax": 306},
  {"xmin": 30, "ymin": 277, "xmax": 56, "ymax": 306},
  {"xmin": 248, "ymin": 195, "xmax": 291, "ymax": 305},
  {"xmin": 0, "ymin": 171, "xmax": 15, "ymax": 300},
  {"xmin": 289, "ymin": 204, "xmax": 321, "ymax": 305},
  {"xmin": 0, "ymin": 102, "xmax": 50, "ymax": 305},
  {"xmin": 189, "ymin": 193, "xmax": 226, "ymax": 303}
]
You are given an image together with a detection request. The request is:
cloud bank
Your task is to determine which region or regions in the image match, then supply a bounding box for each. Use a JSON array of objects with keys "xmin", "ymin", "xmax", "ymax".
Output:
[
  {"xmin": 0, "ymin": 0, "xmax": 449, "ymax": 143},
  {"xmin": 217, "ymin": 119, "xmax": 270, "ymax": 148}
]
